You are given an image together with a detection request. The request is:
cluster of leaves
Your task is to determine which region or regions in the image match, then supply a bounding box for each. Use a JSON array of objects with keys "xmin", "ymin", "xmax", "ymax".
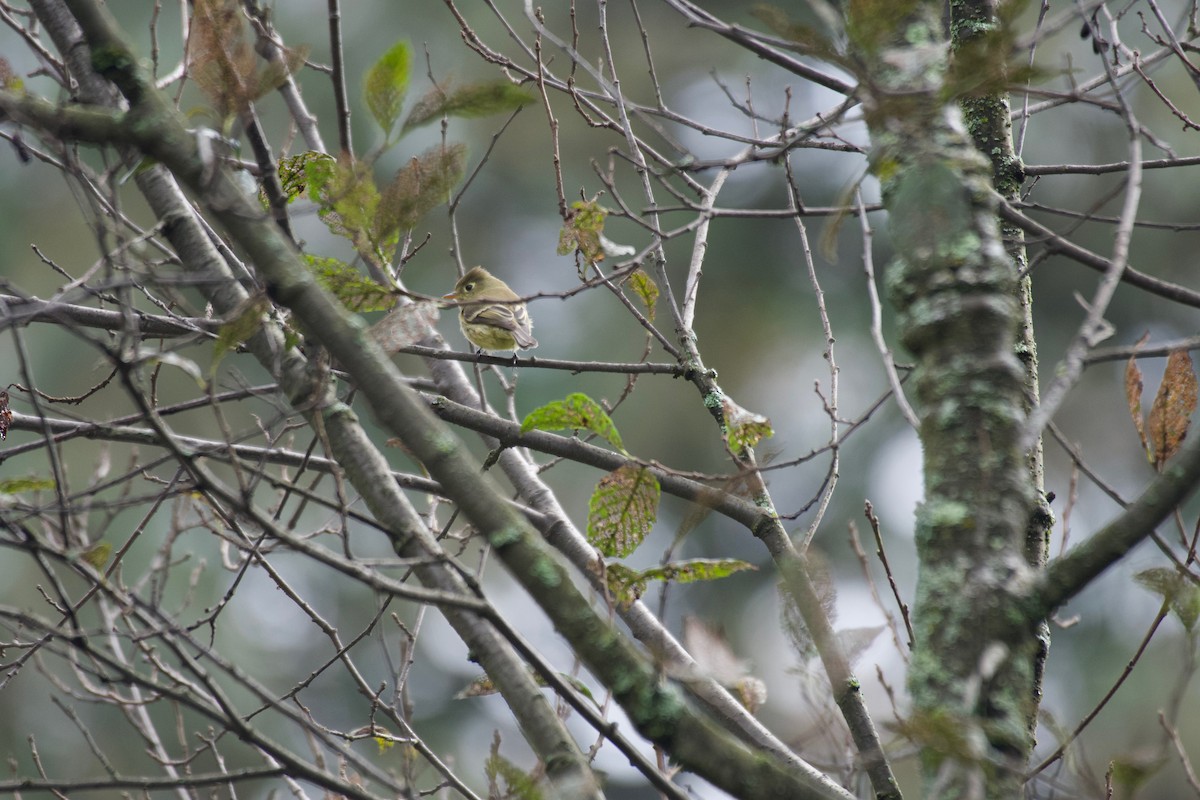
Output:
[
  {"xmin": 520, "ymin": 393, "xmax": 754, "ymax": 606},
  {"xmin": 214, "ymin": 36, "xmax": 532, "ymax": 356}
]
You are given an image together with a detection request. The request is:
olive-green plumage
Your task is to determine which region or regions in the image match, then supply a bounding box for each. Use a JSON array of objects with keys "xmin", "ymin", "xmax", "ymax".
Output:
[{"xmin": 442, "ymin": 266, "xmax": 537, "ymax": 351}]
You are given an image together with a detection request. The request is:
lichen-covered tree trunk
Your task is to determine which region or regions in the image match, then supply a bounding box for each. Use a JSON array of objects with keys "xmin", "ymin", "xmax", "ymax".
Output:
[{"xmin": 847, "ymin": 1, "xmax": 1040, "ymax": 795}]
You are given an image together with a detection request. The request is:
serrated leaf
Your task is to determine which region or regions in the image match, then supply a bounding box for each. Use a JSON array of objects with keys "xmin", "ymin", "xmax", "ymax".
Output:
[
  {"xmin": 369, "ymin": 301, "xmax": 440, "ymax": 353},
  {"xmin": 722, "ymin": 397, "xmax": 773, "ymax": 452},
  {"xmin": 402, "ymin": 80, "xmax": 535, "ymax": 134},
  {"xmin": 313, "ymin": 157, "xmax": 390, "ymax": 266},
  {"xmin": 303, "ymin": 255, "xmax": 396, "ymax": 312},
  {"xmin": 213, "ymin": 295, "xmax": 270, "ymax": 368},
  {"xmin": 300, "ymin": 151, "xmax": 338, "ymax": 202},
  {"xmin": 603, "ymin": 562, "xmax": 647, "ymax": 606},
  {"xmin": 364, "ymin": 40, "xmax": 411, "ymax": 132},
  {"xmin": 0, "ymin": 476, "xmax": 57, "ymax": 494},
  {"xmin": 520, "ymin": 392, "xmax": 624, "ymax": 452},
  {"xmin": 587, "ymin": 464, "xmax": 660, "ymax": 557},
  {"xmin": 1125, "ymin": 331, "xmax": 1150, "ymax": 458},
  {"xmin": 277, "ymin": 151, "xmax": 335, "ymax": 203},
  {"xmin": 1135, "ymin": 567, "xmax": 1200, "ymax": 631},
  {"xmin": 1147, "ymin": 349, "xmax": 1198, "ymax": 470},
  {"xmin": 627, "ymin": 269, "xmax": 658, "ymax": 321},
  {"xmin": 557, "ymin": 199, "xmax": 607, "ymax": 262},
  {"xmin": 376, "ymin": 143, "xmax": 467, "ymax": 237}
]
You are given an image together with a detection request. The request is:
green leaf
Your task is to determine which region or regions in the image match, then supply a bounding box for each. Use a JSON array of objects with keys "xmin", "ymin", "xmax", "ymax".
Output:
[
  {"xmin": 277, "ymin": 151, "xmax": 335, "ymax": 203},
  {"xmin": 722, "ymin": 397, "xmax": 773, "ymax": 452},
  {"xmin": 313, "ymin": 157, "xmax": 389, "ymax": 265},
  {"xmin": 603, "ymin": 562, "xmax": 648, "ymax": 607},
  {"xmin": 639, "ymin": 558, "xmax": 757, "ymax": 585},
  {"xmin": 364, "ymin": 40, "xmax": 412, "ymax": 133},
  {"xmin": 485, "ymin": 749, "xmax": 543, "ymax": 800},
  {"xmin": 604, "ymin": 559, "xmax": 756, "ymax": 607},
  {"xmin": 213, "ymin": 295, "xmax": 270, "ymax": 369},
  {"xmin": 402, "ymin": 80, "xmax": 535, "ymax": 134},
  {"xmin": 0, "ymin": 476, "xmax": 57, "ymax": 494},
  {"xmin": 1136, "ymin": 567, "xmax": 1200, "ymax": 631},
  {"xmin": 520, "ymin": 392, "xmax": 624, "ymax": 452},
  {"xmin": 557, "ymin": 199, "xmax": 607, "ymax": 262},
  {"xmin": 627, "ymin": 269, "xmax": 658, "ymax": 322},
  {"xmin": 376, "ymin": 143, "xmax": 467, "ymax": 237},
  {"xmin": 304, "ymin": 255, "xmax": 397, "ymax": 312},
  {"xmin": 587, "ymin": 464, "xmax": 660, "ymax": 557}
]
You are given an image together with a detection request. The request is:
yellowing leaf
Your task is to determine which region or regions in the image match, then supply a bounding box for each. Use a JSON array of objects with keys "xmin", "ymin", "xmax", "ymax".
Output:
[
  {"xmin": 587, "ymin": 464, "xmax": 660, "ymax": 557},
  {"xmin": 0, "ymin": 476, "xmax": 57, "ymax": 494},
  {"xmin": 627, "ymin": 269, "xmax": 658, "ymax": 321},
  {"xmin": 1147, "ymin": 349, "xmax": 1198, "ymax": 469}
]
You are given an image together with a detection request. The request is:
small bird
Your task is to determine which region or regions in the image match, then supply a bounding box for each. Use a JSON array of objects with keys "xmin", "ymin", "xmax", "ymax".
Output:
[{"xmin": 442, "ymin": 266, "xmax": 538, "ymax": 351}]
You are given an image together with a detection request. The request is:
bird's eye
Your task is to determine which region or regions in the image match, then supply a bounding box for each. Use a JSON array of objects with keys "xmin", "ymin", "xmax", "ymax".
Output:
[{"xmin": 464, "ymin": 283, "xmax": 474, "ymax": 291}]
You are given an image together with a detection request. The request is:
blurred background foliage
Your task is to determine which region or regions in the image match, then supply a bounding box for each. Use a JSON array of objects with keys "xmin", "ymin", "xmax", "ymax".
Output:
[{"xmin": 2, "ymin": 1, "xmax": 1199, "ymax": 797}]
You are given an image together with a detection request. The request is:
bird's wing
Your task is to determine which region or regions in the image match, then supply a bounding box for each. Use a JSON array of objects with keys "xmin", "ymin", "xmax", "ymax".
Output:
[{"xmin": 465, "ymin": 303, "xmax": 537, "ymax": 348}]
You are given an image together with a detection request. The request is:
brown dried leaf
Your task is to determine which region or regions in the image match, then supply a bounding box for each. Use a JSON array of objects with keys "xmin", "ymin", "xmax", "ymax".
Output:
[
  {"xmin": 1147, "ymin": 349, "xmax": 1198, "ymax": 469},
  {"xmin": 1125, "ymin": 331, "xmax": 1151, "ymax": 459}
]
